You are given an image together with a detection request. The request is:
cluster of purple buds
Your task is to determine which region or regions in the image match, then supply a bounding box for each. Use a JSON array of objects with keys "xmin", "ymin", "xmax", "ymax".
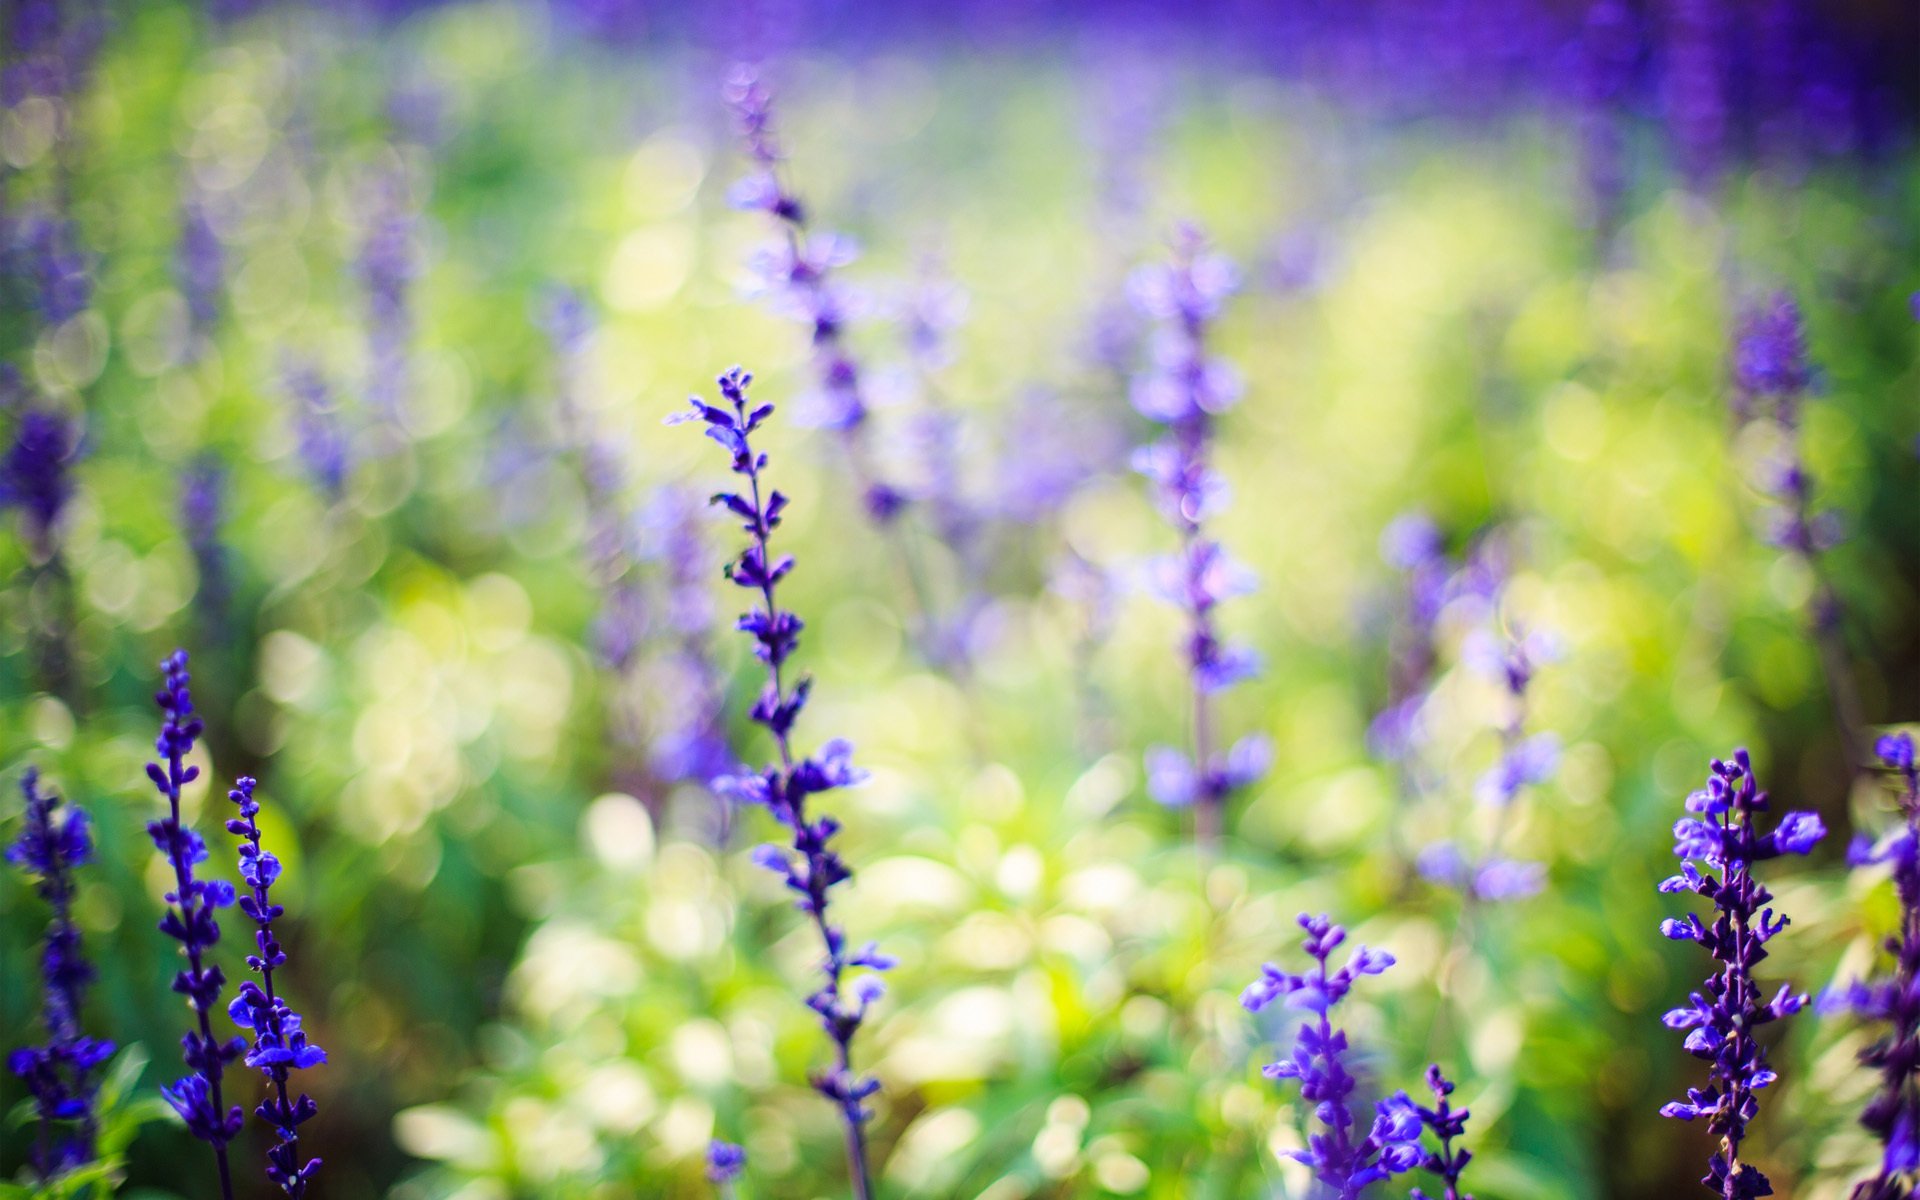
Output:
[
  {"xmin": 1, "ymin": 403, "xmax": 79, "ymax": 560},
  {"xmin": 1243, "ymin": 914, "xmax": 1423, "ymax": 1197},
  {"xmin": 723, "ymin": 65, "xmax": 904, "ymax": 525},
  {"xmin": 144, "ymin": 650, "xmax": 245, "ymax": 1197},
  {"xmin": 7, "ymin": 766, "xmax": 114, "ymax": 1180},
  {"xmin": 672, "ymin": 367, "xmax": 890, "ymax": 1198},
  {"xmin": 1823, "ymin": 733, "xmax": 1920, "ymax": 1196},
  {"xmin": 1409, "ymin": 1064, "xmax": 1474, "ymax": 1200},
  {"xmin": 1129, "ymin": 225, "xmax": 1267, "ymax": 841},
  {"xmin": 1658, "ymin": 748, "xmax": 1824, "ymax": 1198},
  {"xmin": 225, "ymin": 776, "xmax": 324, "ymax": 1196}
]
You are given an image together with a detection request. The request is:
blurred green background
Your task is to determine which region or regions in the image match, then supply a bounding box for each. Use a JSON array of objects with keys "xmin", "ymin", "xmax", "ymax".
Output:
[{"xmin": 3, "ymin": 2, "xmax": 1919, "ymax": 1197}]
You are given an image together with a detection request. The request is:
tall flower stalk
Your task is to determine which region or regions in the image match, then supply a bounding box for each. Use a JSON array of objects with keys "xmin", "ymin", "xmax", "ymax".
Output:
[
  {"xmin": 1242, "ymin": 913, "xmax": 1423, "ymax": 1197},
  {"xmin": 1728, "ymin": 292, "xmax": 1868, "ymax": 773},
  {"xmin": 226, "ymin": 776, "xmax": 325, "ymax": 1196},
  {"xmin": 7, "ymin": 765, "xmax": 115, "ymax": 1180},
  {"xmin": 1826, "ymin": 732, "xmax": 1920, "ymax": 1197},
  {"xmin": 723, "ymin": 66, "xmax": 941, "ymax": 647},
  {"xmin": 1658, "ymin": 748, "xmax": 1825, "ymax": 1198},
  {"xmin": 144, "ymin": 649, "xmax": 243, "ymax": 1198},
  {"xmin": 1409, "ymin": 1064, "xmax": 1475, "ymax": 1200},
  {"xmin": 1132, "ymin": 225, "xmax": 1267, "ymax": 845},
  {"xmin": 673, "ymin": 367, "xmax": 892, "ymax": 1198}
]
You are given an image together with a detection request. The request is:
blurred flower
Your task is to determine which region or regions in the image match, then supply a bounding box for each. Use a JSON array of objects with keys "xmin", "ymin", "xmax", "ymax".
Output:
[
  {"xmin": 724, "ymin": 64, "xmax": 903, "ymax": 527},
  {"xmin": 7, "ymin": 766, "xmax": 114, "ymax": 1180},
  {"xmin": 176, "ymin": 199, "xmax": 224, "ymax": 341},
  {"xmin": 280, "ymin": 355, "xmax": 350, "ymax": 501},
  {"xmin": 358, "ymin": 170, "xmax": 419, "ymax": 435},
  {"xmin": 1243, "ymin": 914, "xmax": 1422, "ymax": 1195},
  {"xmin": 180, "ymin": 455, "xmax": 230, "ymax": 626},
  {"xmin": 144, "ymin": 651, "xmax": 246, "ymax": 1184},
  {"xmin": 7, "ymin": 207, "xmax": 91, "ymax": 324},
  {"xmin": 1657, "ymin": 749, "xmax": 1822, "ymax": 1198},
  {"xmin": 1130, "ymin": 225, "xmax": 1264, "ymax": 841},
  {"xmin": 1409, "ymin": 1064, "xmax": 1474, "ymax": 1200},
  {"xmin": 707, "ymin": 1139, "xmax": 746, "ymax": 1186},
  {"xmin": 673, "ymin": 367, "xmax": 888, "ymax": 1197},
  {"xmin": 1823, "ymin": 733, "xmax": 1920, "ymax": 1196},
  {"xmin": 1, "ymin": 404, "xmax": 79, "ymax": 558},
  {"xmin": 225, "ymin": 777, "xmax": 324, "ymax": 1196}
]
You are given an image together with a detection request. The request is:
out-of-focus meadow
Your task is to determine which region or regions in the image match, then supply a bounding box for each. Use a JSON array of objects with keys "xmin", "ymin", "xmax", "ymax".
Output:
[{"xmin": 3, "ymin": 1, "xmax": 1919, "ymax": 1197}]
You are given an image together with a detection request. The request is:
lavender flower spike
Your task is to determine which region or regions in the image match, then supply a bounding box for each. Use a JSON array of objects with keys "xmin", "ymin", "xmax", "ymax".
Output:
[
  {"xmin": 1243, "ymin": 914, "xmax": 1423, "ymax": 1197},
  {"xmin": 7, "ymin": 766, "xmax": 115, "ymax": 1180},
  {"xmin": 1410, "ymin": 1064, "xmax": 1474, "ymax": 1200},
  {"xmin": 1131, "ymin": 225, "xmax": 1267, "ymax": 844},
  {"xmin": 145, "ymin": 650, "xmax": 244, "ymax": 1199},
  {"xmin": 723, "ymin": 65, "xmax": 905, "ymax": 526},
  {"xmin": 672, "ymin": 368, "xmax": 891, "ymax": 1199},
  {"xmin": 226, "ymin": 776, "xmax": 324, "ymax": 1195},
  {"xmin": 1658, "ymin": 748, "xmax": 1824, "ymax": 1198},
  {"xmin": 1823, "ymin": 732, "xmax": 1920, "ymax": 1198}
]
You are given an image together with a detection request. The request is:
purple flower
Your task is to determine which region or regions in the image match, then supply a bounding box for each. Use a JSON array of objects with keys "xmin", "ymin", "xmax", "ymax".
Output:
[
  {"xmin": 1, "ymin": 405, "xmax": 79, "ymax": 558},
  {"xmin": 1244, "ymin": 914, "xmax": 1421, "ymax": 1197},
  {"xmin": 177, "ymin": 200, "xmax": 224, "ymax": 338},
  {"xmin": 7, "ymin": 766, "xmax": 115, "ymax": 1180},
  {"xmin": 672, "ymin": 367, "xmax": 886, "ymax": 1199},
  {"xmin": 144, "ymin": 650, "xmax": 244, "ymax": 1196},
  {"xmin": 7, "ymin": 208, "xmax": 92, "ymax": 324},
  {"xmin": 639, "ymin": 485, "xmax": 732, "ymax": 788},
  {"xmin": 1409, "ymin": 1064, "xmax": 1475, "ymax": 1200},
  {"xmin": 1824, "ymin": 733, "xmax": 1920, "ymax": 1195},
  {"xmin": 180, "ymin": 455, "xmax": 230, "ymax": 625},
  {"xmin": 707, "ymin": 1138, "xmax": 746, "ymax": 1186},
  {"xmin": 224, "ymin": 777, "xmax": 323, "ymax": 1196},
  {"xmin": 1657, "ymin": 748, "xmax": 1822, "ymax": 1198},
  {"xmin": 357, "ymin": 172, "xmax": 418, "ymax": 434},
  {"xmin": 1730, "ymin": 293, "xmax": 1812, "ymax": 417},
  {"xmin": 724, "ymin": 65, "xmax": 904, "ymax": 531},
  {"xmin": 1130, "ymin": 225, "xmax": 1264, "ymax": 842},
  {"xmin": 280, "ymin": 355, "xmax": 350, "ymax": 501}
]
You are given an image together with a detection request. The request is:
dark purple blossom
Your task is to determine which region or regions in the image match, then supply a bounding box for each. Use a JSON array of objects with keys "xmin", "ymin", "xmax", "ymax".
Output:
[
  {"xmin": 1577, "ymin": 0, "xmax": 1638, "ymax": 232},
  {"xmin": 1243, "ymin": 914, "xmax": 1422, "ymax": 1197},
  {"xmin": 145, "ymin": 650, "xmax": 244, "ymax": 1198},
  {"xmin": 1130, "ymin": 225, "xmax": 1265, "ymax": 844},
  {"xmin": 225, "ymin": 777, "xmax": 323, "ymax": 1196},
  {"xmin": 1822, "ymin": 732, "xmax": 1920, "ymax": 1198},
  {"xmin": 672, "ymin": 367, "xmax": 889, "ymax": 1199},
  {"xmin": 7, "ymin": 766, "xmax": 114, "ymax": 1180},
  {"xmin": 1409, "ymin": 1064, "xmax": 1475, "ymax": 1200},
  {"xmin": 1658, "ymin": 749, "xmax": 1824, "ymax": 1198},
  {"xmin": 1, "ymin": 405, "xmax": 78, "ymax": 558}
]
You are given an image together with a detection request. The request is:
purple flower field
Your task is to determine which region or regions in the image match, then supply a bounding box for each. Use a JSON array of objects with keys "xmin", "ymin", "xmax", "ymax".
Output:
[{"xmin": 2, "ymin": 1, "xmax": 1918, "ymax": 1197}]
